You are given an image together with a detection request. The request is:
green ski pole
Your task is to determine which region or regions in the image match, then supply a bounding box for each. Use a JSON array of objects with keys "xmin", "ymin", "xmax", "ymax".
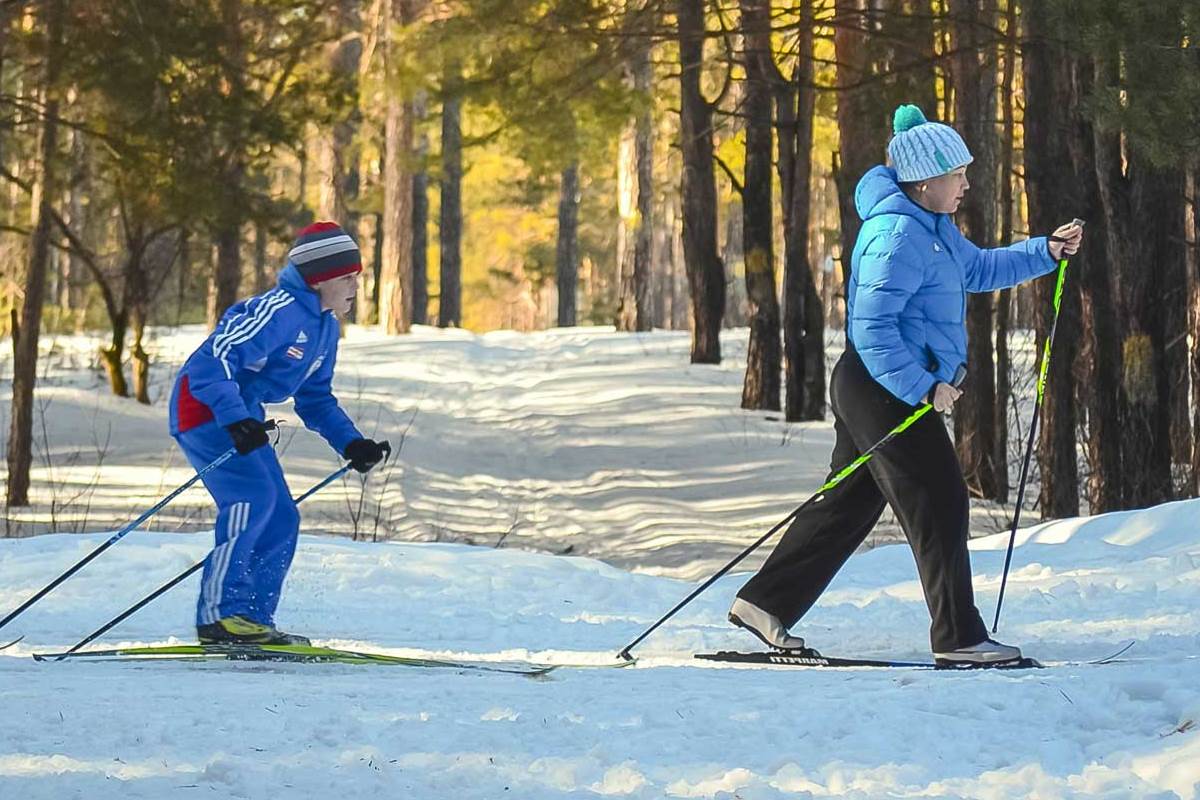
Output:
[{"xmin": 991, "ymin": 219, "xmax": 1084, "ymax": 632}]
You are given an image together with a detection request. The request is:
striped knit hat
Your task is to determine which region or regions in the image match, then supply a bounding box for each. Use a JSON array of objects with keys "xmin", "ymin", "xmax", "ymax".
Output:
[
  {"xmin": 288, "ymin": 221, "xmax": 362, "ymax": 286},
  {"xmin": 886, "ymin": 104, "xmax": 973, "ymax": 183}
]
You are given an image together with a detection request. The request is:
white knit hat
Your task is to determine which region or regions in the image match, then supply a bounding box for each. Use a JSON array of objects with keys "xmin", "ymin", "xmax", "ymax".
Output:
[{"xmin": 887, "ymin": 104, "xmax": 973, "ymax": 183}]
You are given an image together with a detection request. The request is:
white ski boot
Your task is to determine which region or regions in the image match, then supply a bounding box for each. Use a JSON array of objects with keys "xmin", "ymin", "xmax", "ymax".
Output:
[
  {"xmin": 934, "ymin": 637, "xmax": 1022, "ymax": 667},
  {"xmin": 728, "ymin": 597, "xmax": 808, "ymax": 651}
]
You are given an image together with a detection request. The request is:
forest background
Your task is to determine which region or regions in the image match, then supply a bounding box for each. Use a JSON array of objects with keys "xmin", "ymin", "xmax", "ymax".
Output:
[{"xmin": 2, "ymin": 0, "xmax": 1199, "ymax": 525}]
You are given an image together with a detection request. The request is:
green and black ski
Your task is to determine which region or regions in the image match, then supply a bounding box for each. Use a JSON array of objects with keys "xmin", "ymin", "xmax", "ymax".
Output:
[{"xmin": 34, "ymin": 643, "xmax": 557, "ymax": 675}]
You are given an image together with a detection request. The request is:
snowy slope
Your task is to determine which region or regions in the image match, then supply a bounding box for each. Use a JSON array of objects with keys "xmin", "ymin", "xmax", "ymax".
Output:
[
  {"xmin": 1, "ymin": 325, "xmax": 1195, "ymax": 798},
  {"xmin": 2, "ymin": 498, "xmax": 1198, "ymax": 799},
  {"xmin": 1, "ymin": 325, "xmax": 1033, "ymax": 572}
]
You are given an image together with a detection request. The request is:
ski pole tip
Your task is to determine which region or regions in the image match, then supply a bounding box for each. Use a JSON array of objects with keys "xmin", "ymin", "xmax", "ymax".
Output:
[{"xmin": 616, "ymin": 648, "xmax": 634, "ymax": 662}]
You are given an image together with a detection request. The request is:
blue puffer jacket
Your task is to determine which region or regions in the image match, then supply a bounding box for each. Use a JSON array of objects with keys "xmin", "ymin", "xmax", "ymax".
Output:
[
  {"xmin": 846, "ymin": 165, "xmax": 1058, "ymax": 406},
  {"xmin": 169, "ymin": 264, "xmax": 361, "ymax": 452}
]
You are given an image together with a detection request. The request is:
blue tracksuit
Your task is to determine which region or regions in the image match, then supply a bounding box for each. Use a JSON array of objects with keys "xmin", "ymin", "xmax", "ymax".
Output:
[
  {"xmin": 169, "ymin": 264, "xmax": 361, "ymax": 626},
  {"xmin": 847, "ymin": 165, "xmax": 1058, "ymax": 405}
]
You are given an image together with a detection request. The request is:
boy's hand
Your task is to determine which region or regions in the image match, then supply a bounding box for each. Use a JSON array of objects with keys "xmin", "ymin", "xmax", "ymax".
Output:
[
  {"xmin": 343, "ymin": 438, "xmax": 392, "ymax": 473},
  {"xmin": 225, "ymin": 418, "xmax": 272, "ymax": 455}
]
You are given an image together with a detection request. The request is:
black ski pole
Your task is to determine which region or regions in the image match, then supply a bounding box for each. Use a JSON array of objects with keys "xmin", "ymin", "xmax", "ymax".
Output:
[
  {"xmin": 54, "ymin": 463, "xmax": 356, "ymax": 659},
  {"xmin": 992, "ymin": 220, "xmax": 1084, "ymax": 633},
  {"xmin": 617, "ymin": 364, "xmax": 967, "ymax": 661},
  {"xmin": 0, "ymin": 440, "xmax": 259, "ymax": 634}
]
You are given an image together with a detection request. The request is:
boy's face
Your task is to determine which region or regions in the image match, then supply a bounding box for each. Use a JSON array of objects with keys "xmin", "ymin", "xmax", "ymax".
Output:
[{"xmin": 316, "ymin": 273, "xmax": 359, "ymax": 318}]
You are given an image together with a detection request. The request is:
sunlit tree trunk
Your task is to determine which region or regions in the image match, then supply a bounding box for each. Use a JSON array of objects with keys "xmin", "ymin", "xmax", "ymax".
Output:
[
  {"xmin": 677, "ymin": 0, "xmax": 725, "ymax": 363},
  {"xmin": 7, "ymin": 0, "xmax": 66, "ymax": 507}
]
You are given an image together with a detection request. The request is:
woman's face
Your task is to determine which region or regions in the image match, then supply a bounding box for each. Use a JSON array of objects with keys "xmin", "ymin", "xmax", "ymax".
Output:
[{"xmin": 914, "ymin": 167, "xmax": 969, "ymax": 214}]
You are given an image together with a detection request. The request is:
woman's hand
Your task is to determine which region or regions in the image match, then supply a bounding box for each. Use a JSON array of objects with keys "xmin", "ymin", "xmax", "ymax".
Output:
[
  {"xmin": 1048, "ymin": 221, "xmax": 1084, "ymax": 260},
  {"xmin": 926, "ymin": 382, "xmax": 963, "ymax": 413}
]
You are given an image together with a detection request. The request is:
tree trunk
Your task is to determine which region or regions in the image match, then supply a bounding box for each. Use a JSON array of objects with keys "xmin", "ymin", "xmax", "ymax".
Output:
[
  {"xmin": 556, "ymin": 162, "xmax": 580, "ymax": 327},
  {"xmin": 209, "ymin": 220, "xmax": 242, "ymax": 328},
  {"xmin": 1123, "ymin": 161, "xmax": 1183, "ymax": 507},
  {"xmin": 6, "ymin": 0, "xmax": 65, "ymax": 507},
  {"xmin": 617, "ymin": 44, "xmax": 654, "ymax": 333},
  {"xmin": 949, "ymin": 0, "xmax": 999, "ymax": 500},
  {"xmin": 209, "ymin": 0, "xmax": 246, "ymax": 327},
  {"xmin": 412, "ymin": 91, "xmax": 429, "ymax": 326},
  {"xmin": 1023, "ymin": 0, "xmax": 1079, "ymax": 519},
  {"xmin": 99, "ymin": 311, "xmax": 130, "ymax": 399},
  {"xmin": 1071, "ymin": 56, "xmax": 1123, "ymax": 513},
  {"xmin": 63, "ymin": 125, "xmax": 91, "ymax": 311},
  {"xmin": 739, "ymin": 0, "xmax": 780, "ymax": 411},
  {"xmin": 378, "ymin": 0, "xmax": 415, "ymax": 334},
  {"xmin": 131, "ymin": 308, "xmax": 150, "ymax": 405},
  {"xmin": 776, "ymin": 0, "xmax": 824, "ymax": 422},
  {"xmin": 992, "ymin": 0, "xmax": 1017, "ymax": 504},
  {"xmin": 833, "ymin": 2, "xmax": 879, "ymax": 287},
  {"xmin": 677, "ymin": 0, "xmax": 725, "ymax": 363},
  {"xmin": 1088, "ymin": 34, "xmax": 1178, "ymax": 510},
  {"xmin": 438, "ymin": 74, "xmax": 463, "ymax": 328},
  {"xmin": 252, "ymin": 220, "xmax": 268, "ymax": 294},
  {"xmin": 1189, "ymin": 168, "xmax": 1200, "ymax": 496},
  {"xmin": 320, "ymin": 0, "xmax": 362, "ymax": 233}
]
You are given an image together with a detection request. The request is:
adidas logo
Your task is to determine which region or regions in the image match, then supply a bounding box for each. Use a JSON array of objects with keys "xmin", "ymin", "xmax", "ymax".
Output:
[{"xmin": 296, "ymin": 331, "xmax": 309, "ymax": 344}]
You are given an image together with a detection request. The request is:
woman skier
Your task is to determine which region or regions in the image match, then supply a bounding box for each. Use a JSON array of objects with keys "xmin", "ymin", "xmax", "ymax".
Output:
[{"xmin": 728, "ymin": 104, "xmax": 1083, "ymax": 666}]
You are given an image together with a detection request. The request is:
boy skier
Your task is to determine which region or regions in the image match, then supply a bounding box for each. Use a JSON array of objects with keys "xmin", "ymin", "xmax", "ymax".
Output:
[{"xmin": 169, "ymin": 221, "xmax": 390, "ymax": 645}]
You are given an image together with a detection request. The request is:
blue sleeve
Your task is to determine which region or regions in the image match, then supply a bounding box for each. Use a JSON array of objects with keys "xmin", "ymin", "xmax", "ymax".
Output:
[
  {"xmin": 849, "ymin": 234, "xmax": 939, "ymax": 406},
  {"xmin": 963, "ymin": 235, "xmax": 1058, "ymax": 293},
  {"xmin": 293, "ymin": 329, "xmax": 362, "ymax": 454},
  {"xmin": 188, "ymin": 291, "xmax": 300, "ymax": 426}
]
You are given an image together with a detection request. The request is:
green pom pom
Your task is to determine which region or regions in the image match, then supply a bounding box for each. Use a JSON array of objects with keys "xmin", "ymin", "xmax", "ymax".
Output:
[{"xmin": 893, "ymin": 104, "xmax": 928, "ymax": 134}]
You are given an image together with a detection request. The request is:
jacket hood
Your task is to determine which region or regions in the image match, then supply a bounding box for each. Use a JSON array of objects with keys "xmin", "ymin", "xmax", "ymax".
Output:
[
  {"xmin": 854, "ymin": 165, "xmax": 939, "ymax": 234},
  {"xmin": 277, "ymin": 263, "xmax": 322, "ymax": 315}
]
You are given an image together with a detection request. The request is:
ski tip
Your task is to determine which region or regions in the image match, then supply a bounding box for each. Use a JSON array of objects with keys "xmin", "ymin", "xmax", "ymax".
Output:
[
  {"xmin": 1089, "ymin": 640, "xmax": 1136, "ymax": 664},
  {"xmin": 0, "ymin": 635, "xmax": 25, "ymax": 651}
]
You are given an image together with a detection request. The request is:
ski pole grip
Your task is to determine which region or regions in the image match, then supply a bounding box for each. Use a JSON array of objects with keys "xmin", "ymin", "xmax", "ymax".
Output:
[
  {"xmin": 1048, "ymin": 218, "xmax": 1086, "ymax": 243},
  {"xmin": 951, "ymin": 364, "xmax": 968, "ymax": 389}
]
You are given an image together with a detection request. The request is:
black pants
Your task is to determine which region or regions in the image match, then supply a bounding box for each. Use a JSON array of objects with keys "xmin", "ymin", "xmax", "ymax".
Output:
[{"xmin": 737, "ymin": 349, "xmax": 988, "ymax": 652}]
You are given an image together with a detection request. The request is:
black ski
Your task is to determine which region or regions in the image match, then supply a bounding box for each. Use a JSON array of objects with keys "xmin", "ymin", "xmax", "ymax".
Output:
[
  {"xmin": 695, "ymin": 649, "xmax": 1043, "ymax": 670},
  {"xmin": 696, "ymin": 640, "xmax": 1136, "ymax": 670}
]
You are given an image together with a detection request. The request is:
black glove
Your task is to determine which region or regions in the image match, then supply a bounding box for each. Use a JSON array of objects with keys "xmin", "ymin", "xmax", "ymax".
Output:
[
  {"xmin": 225, "ymin": 418, "xmax": 271, "ymax": 455},
  {"xmin": 343, "ymin": 438, "xmax": 392, "ymax": 473}
]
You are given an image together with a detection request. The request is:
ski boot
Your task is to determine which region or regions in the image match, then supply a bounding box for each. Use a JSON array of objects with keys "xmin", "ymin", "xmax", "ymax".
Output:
[
  {"xmin": 728, "ymin": 597, "xmax": 808, "ymax": 651},
  {"xmin": 934, "ymin": 637, "xmax": 1022, "ymax": 668},
  {"xmin": 197, "ymin": 615, "xmax": 312, "ymax": 646}
]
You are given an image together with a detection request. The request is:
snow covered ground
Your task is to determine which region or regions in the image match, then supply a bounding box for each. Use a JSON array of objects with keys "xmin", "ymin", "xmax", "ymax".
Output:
[
  {"xmin": 1, "ymin": 325, "xmax": 1197, "ymax": 798},
  {"xmin": 2, "ymin": 502, "xmax": 1198, "ymax": 799},
  {"xmin": 0, "ymin": 325, "xmax": 1032, "ymax": 576}
]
